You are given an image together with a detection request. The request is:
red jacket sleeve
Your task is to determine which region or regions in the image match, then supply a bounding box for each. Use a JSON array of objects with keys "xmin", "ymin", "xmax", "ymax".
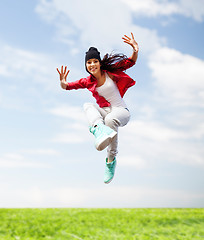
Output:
[
  {"xmin": 114, "ymin": 57, "xmax": 135, "ymax": 71},
  {"xmin": 66, "ymin": 77, "xmax": 87, "ymax": 90}
]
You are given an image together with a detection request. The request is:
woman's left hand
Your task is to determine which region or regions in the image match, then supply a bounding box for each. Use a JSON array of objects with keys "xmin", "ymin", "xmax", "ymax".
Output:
[{"xmin": 122, "ymin": 32, "xmax": 139, "ymax": 53}]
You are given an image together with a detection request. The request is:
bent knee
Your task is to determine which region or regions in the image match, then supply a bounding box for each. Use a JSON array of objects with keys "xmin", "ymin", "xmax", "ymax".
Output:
[{"xmin": 105, "ymin": 116, "xmax": 120, "ymax": 128}]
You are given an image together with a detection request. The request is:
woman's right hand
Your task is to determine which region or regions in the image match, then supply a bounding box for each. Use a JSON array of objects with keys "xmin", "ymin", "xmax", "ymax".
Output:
[{"xmin": 56, "ymin": 65, "xmax": 70, "ymax": 89}]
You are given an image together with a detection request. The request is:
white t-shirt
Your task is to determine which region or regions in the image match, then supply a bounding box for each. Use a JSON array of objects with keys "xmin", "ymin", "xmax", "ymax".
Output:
[{"xmin": 96, "ymin": 73, "xmax": 127, "ymax": 108}]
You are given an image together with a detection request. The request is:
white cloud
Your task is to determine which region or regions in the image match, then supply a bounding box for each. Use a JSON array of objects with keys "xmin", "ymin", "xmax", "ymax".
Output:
[
  {"xmin": 121, "ymin": 0, "xmax": 204, "ymax": 22},
  {"xmin": 0, "ymin": 153, "xmax": 50, "ymax": 168},
  {"xmin": 0, "ymin": 185, "xmax": 203, "ymax": 207},
  {"xmin": 149, "ymin": 47, "xmax": 204, "ymax": 107},
  {"xmin": 127, "ymin": 120, "xmax": 181, "ymax": 141},
  {"xmin": 119, "ymin": 155, "xmax": 147, "ymax": 169},
  {"xmin": 0, "ymin": 44, "xmax": 58, "ymax": 89},
  {"xmin": 35, "ymin": 0, "xmax": 164, "ymax": 55},
  {"xmin": 53, "ymin": 132, "xmax": 88, "ymax": 144},
  {"xmin": 49, "ymin": 105, "xmax": 86, "ymax": 122},
  {"xmin": 179, "ymin": 0, "xmax": 204, "ymax": 22},
  {"xmin": 120, "ymin": 120, "xmax": 204, "ymax": 167},
  {"xmin": 52, "ymin": 120, "xmax": 91, "ymax": 144},
  {"xmin": 121, "ymin": 0, "xmax": 178, "ymax": 17},
  {"xmin": 127, "ymin": 119, "xmax": 204, "ymax": 142},
  {"xmin": 0, "ymin": 149, "xmax": 60, "ymax": 169},
  {"xmin": 0, "ymin": 42, "xmax": 82, "ymax": 112},
  {"xmin": 36, "ymin": 0, "xmax": 130, "ymax": 48},
  {"xmin": 49, "ymin": 104, "xmax": 91, "ymax": 143},
  {"xmin": 22, "ymin": 149, "xmax": 60, "ymax": 156}
]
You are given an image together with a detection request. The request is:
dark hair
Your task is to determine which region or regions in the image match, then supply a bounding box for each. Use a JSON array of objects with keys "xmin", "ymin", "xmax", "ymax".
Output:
[{"xmin": 100, "ymin": 52, "xmax": 130, "ymax": 72}]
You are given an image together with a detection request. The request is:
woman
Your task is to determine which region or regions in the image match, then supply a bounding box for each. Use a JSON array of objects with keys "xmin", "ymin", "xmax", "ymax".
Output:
[{"xmin": 57, "ymin": 33, "xmax": 139, "ymax": 184}]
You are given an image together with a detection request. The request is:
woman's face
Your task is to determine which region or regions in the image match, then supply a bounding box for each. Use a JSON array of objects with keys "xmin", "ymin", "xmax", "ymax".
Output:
[{"xmin": 86, "ymin": 58, "xmax": 101, "ymax": 75}]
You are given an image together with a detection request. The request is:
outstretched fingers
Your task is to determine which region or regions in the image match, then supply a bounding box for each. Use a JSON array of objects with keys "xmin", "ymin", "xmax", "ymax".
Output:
[
  {"xmin": 56, "ymin": 65, "xmax": 69, "ymax": 81},
  {"xmin": 64, "ymin": 66, "xmax": 67, "ymax": 74},
  {"xmin": 123, "ymin": 33, "xmax": 135, "ymax": 40},
  {"xmin": 65, "ymin": 69, "xmax": 70, "ymax": 78},
  {"xmin": 124, "ymin": 34, "xmax": 131, "ymax": 40},
  {"xmin": 122, "ymin": 36, "xmax": 130, "ymax": 41},
  {"xmin": 56, "ymin": 68, "xmax": 61, "ymax": 75},
  {"xmin": 123, "ymin": 39, "xmax": 130, "ymax": 44},
  {"xmin": 131, "ymin": 32, "xmax": 135, "ymax": 39},
  {"xmin": 122, "ymin": 37, "xmax": 131, "ymax": 46}
]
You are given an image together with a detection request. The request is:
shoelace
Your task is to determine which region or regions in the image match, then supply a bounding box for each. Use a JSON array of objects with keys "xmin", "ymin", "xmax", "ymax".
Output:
[
  {"xmin": 105, "ymin": 163, "xmax": 114, "ymax": 172},
  {"xmin": 91, "ymin": 125, "xmax": 103, "ymax": 136}
]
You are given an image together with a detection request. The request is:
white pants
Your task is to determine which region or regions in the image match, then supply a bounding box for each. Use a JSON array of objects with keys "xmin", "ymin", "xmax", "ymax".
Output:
[{"xmin": 83, "ymin": 103, "xmax": 130, "ymax": 160}]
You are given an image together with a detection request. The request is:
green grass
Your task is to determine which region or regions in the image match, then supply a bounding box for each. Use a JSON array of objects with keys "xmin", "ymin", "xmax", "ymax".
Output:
[{"xmin": 0, "ymin": 208, "xmax": 203, "ymax": 240}]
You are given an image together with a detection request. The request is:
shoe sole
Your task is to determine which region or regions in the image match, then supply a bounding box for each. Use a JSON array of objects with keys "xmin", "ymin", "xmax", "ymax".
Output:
[
  {"xmin": 95, "ymin": 131, "xmax": 117, "ymax": 151},
  {"xmin": 104, "ymin": 177, "xmax": 113, "ymax": 184}
]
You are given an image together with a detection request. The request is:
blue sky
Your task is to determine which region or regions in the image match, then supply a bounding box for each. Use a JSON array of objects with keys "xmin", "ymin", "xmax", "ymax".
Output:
[{"xmin": 0, "ymin": 0, "xmax": 204, "ymax": 207}]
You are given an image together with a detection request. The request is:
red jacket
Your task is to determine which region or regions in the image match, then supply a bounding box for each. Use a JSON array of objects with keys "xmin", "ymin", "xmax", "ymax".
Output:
[{"xmin": 66, "ymin": 58, "xmax": 136, "ymax": 108}]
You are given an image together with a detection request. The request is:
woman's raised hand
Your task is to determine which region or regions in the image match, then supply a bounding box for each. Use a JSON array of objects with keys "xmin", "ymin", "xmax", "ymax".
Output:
[
  {"xmin": 56, "ymin": 66, "xmax": 70, "ymax": 89},
  {"xmin": 122, "ymin": 32, "xmax": 139, "ymax": 53}
]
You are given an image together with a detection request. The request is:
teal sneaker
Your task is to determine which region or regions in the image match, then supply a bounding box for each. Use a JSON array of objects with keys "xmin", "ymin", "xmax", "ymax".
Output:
[
  {"xmin": 104, "ymin": 158, "xmax": 117, "ymax": 184},
  {"xmin": 89, "ymin": 123, "xmax": 117, "ymax": 151}
]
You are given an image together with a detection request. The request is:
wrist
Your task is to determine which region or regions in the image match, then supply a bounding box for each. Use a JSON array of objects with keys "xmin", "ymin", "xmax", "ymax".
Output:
[
  {"xmin": 133, "ymin": 47, "xmax": 138, "ymax": 53},
  {"xmin": 60, "ymin": 81, "xmax": 68, "ymax": 89}
]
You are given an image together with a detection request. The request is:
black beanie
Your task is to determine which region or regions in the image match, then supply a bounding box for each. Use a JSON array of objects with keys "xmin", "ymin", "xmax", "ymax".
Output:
[{"xmin": 85, "ymin": 47, "xmax": 101, "ymax": 63}]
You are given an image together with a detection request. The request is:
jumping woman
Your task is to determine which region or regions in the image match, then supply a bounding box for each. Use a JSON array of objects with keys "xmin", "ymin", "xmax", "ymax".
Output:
[{"xmin": 57, "ymin": 33, "xmax": 139, "ymax": 184}]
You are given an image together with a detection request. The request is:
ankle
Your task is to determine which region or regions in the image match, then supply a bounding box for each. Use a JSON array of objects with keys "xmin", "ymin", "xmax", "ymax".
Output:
[{"xmin": 107, "ymin": 157, "xmax": 115, "ymax": 163}]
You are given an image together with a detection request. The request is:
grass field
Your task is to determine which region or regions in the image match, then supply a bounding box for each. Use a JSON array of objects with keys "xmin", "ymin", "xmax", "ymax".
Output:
[{"xmin": 0, "ymin": 208, "xmax": 203, "ymax": 240}]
